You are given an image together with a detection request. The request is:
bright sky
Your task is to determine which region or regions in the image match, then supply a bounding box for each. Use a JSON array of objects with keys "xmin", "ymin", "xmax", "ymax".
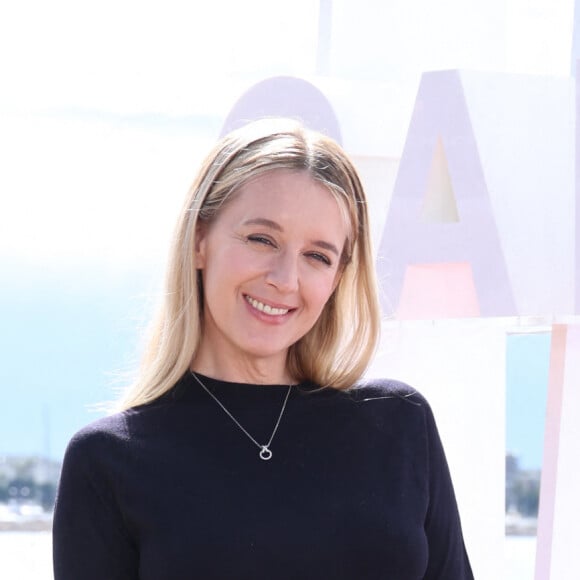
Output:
[{"xmin": 0, "ymin": 0, "xmax": 575, "ymax": 266}]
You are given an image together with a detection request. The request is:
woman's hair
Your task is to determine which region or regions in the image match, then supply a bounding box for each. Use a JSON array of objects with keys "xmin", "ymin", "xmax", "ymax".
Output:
[{"xmin": 117, "ymin": 118, "xmax": 381, "ymax": 410}]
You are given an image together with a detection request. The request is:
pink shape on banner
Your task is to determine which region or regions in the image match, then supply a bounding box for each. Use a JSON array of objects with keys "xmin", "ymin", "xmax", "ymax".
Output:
[
  {"xmin": 534, "ymin": 325, "xmax": 566, "ymax": 580},
  {"xmin": 397, "ymin": 263, "xmax": 480, "ymax": 319},
  {"xmin": 535, "ymin": 324, "xmax": 580, "ymax": 578}
]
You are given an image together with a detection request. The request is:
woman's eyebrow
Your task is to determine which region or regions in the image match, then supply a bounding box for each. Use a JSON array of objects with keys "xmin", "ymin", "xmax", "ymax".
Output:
[
  {"xmin": 243, "ymin": 217, "xmax": 283, "ymax": 231},
  {"xmin": 242, "ymin": 217, "xmax": 340, "ymax": 257}
]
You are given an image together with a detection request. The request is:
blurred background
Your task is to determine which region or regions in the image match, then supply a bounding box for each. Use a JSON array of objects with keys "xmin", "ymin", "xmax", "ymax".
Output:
[{"xmin": 0, "ymin": 1, "xmax": 577, "ymax": 578}]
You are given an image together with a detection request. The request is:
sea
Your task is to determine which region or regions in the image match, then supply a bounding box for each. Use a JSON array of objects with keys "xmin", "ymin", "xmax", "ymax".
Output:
[{"xmin": 0, "ymin": 532, "xmax": 537, "ymax": 579}]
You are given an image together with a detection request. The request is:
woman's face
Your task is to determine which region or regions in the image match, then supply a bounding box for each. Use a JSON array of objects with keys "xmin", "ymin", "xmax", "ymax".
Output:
[{"xmin": 195, "ymin": 169, "xmax": 349, "ymax": 374}]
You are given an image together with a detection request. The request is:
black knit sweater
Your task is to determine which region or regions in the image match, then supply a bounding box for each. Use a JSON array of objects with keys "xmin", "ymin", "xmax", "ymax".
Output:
[{"xmin": 53, "ymin": 374, "xmax": 474, "ymax": 579}]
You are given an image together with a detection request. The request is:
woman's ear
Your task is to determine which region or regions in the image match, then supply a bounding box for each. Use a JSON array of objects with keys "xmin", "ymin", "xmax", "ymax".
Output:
[{"xmin": 194, "ymin": 223, "xmax": 207, "ymax": 269}]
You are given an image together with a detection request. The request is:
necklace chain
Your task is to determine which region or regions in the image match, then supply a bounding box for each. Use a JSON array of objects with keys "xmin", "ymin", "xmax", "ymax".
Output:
[{"xmin": 191, "ymin": 372, "xmax": 293, "ymax": 461}]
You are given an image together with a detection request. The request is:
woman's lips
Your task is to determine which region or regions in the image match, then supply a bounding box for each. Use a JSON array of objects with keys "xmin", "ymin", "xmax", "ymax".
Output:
[{"xmin": 244, "ymin": 294, "xmax": 295, "ymax": 316}]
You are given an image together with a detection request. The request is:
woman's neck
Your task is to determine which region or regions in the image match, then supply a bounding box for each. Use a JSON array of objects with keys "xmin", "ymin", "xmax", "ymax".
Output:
[{"xmin": 191, "ymin": 349, "xmax": 294, "ymax": 385}]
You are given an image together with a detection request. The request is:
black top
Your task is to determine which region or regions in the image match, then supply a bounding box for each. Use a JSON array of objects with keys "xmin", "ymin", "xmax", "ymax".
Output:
[{"xmin": 53, "ymin": 374, "xmax": 474, "ymax": 579}]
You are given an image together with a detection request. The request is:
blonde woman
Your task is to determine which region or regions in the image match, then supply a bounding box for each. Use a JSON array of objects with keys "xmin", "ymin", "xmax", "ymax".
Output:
[{"xmin": 53, "ymin": 119, "xmax": 473, "ymax": 579}]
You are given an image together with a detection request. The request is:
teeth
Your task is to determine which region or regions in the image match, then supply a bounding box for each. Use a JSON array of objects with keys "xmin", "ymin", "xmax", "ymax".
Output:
[{"xmin": 246, "ymin": 296, "xmax": 289, "ymax": 316}]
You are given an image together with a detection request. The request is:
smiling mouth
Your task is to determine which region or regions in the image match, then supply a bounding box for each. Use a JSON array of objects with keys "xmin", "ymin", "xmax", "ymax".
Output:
[{"xmin": 245, "ymin": 295, "xmax": 291, "ymax": 316}]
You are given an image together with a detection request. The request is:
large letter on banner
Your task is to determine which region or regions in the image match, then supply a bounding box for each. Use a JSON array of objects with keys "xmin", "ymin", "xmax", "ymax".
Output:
[
  {"xmin": 220, "ymin": 75, "xmax": 341, "ymax": 143},
  {"xmin": 376, "ymin": 70, "xmax": 516, "ymax": 319}
]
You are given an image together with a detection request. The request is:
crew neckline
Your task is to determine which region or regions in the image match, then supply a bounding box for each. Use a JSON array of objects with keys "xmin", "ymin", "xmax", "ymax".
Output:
[
  {"xmin": 161, "ymin": 371, "xmax": 321, "ymax": 407},
  {"xmin": 190, "ymin": 371, "xmax": 300, "ymax": 390}
]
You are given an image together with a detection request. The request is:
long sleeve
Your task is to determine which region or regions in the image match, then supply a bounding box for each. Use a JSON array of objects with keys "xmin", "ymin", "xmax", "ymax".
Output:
[
  {"xmin": 421, "ymin": 399, "xmax": 474, "ymax": 579},
  {"xmin": 52, "ymin": 424, "xmax": 139, "ymax": 580}
]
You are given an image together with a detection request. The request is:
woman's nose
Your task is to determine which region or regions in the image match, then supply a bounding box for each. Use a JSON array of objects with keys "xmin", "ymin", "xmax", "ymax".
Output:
[{"xmin": 265, "ymin": 251, "xmax": 299, "ymax": 293}]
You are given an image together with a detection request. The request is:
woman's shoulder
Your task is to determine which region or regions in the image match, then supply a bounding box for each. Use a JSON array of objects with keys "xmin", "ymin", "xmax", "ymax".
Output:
[
  {"xmin": 62, "ymin": 411, "xmax": 133, "ymax": 464},
  {"xmin": 340, "ymin": 379, "xmax": 441, "ymax": 440},
  {"xmin": 345, "ymin": 377, "xmax": 429, "ymax": 407},
  {"xmin": 63, "ymin": 390, "xmax": 187, "ymax": 461}
]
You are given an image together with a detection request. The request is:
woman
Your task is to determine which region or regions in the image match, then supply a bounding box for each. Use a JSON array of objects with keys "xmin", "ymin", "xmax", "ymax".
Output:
[{"xmin": 53, "ymin": 118, "xmax": 474, "ymax": 579}]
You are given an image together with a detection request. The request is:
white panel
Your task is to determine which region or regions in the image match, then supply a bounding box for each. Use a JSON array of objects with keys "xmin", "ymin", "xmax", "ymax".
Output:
[{"xmin": 367, "ymin": 317, "xmax": 510, "ymax": 580}]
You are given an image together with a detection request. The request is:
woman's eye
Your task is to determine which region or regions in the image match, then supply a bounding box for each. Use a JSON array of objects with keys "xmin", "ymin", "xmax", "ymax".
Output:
[
  {"xmin": 308, "ymin": 252, "xmax": 332, "ymax": 266},
  {"xmin": 247, "ymin": 234, "xmax": 275, "ymax": 247}
]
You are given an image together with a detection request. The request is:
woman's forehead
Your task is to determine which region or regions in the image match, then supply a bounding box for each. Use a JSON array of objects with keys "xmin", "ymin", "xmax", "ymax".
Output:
[{"xmin": 213, "ymin": 169, "xmax": 351, "ymax": 241}]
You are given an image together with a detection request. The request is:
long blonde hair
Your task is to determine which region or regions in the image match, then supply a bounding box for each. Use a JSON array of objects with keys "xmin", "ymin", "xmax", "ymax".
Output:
[{"xmin": 118, "ymin": 118, "xmax": 380, "ymax": 410}]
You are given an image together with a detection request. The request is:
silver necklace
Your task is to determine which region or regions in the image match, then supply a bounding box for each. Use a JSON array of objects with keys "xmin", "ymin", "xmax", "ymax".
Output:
[{"xmin": 191, "ymin": 372, "xmax": 293, "ymax": 461}]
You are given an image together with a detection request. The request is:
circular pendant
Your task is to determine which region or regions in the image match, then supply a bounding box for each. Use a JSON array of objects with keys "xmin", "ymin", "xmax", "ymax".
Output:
[{"xmin": 259, "ymin": 446, "xmax": 273, "ymax": 460}]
